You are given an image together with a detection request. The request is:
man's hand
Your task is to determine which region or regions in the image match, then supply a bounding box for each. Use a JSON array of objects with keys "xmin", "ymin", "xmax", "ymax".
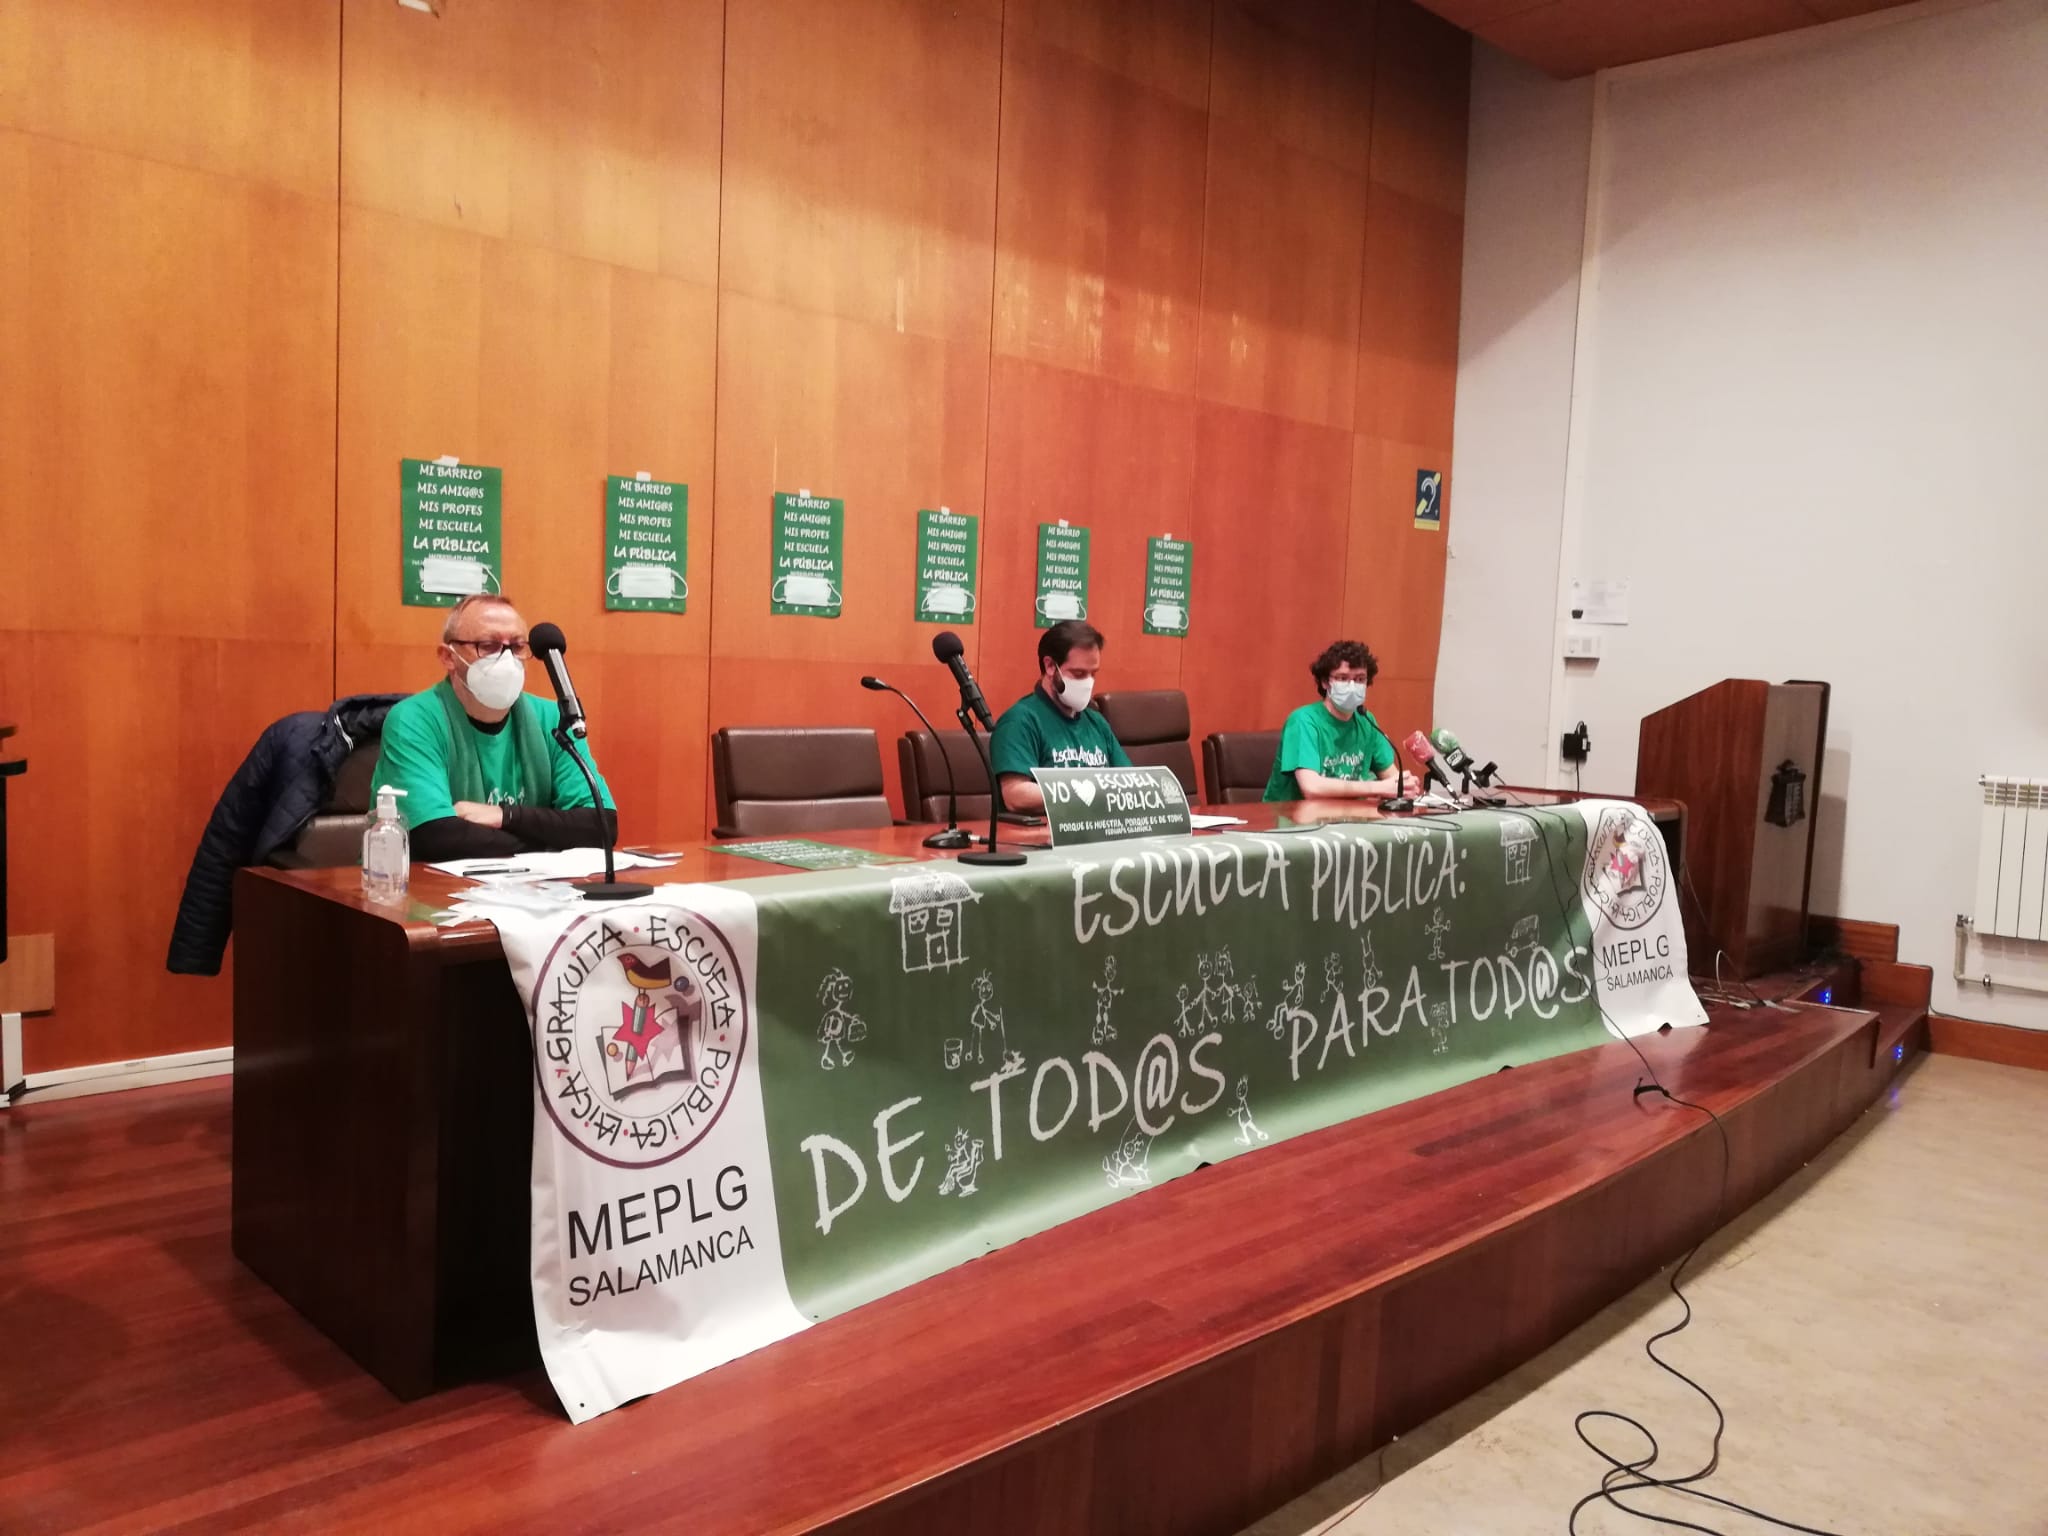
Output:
[
  {"xmin": 1402, "ymin": 771, "xmax": 1422, "ymax": 796},
  {"xmin": 453, "ymin": 800, "xmax": 504, "ymax": 828}
]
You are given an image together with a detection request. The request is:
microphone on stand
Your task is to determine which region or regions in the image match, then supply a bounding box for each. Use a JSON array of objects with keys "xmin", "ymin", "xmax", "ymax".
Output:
[
  {"xmin": 1404, "ymin": 730, "xmax": 1457, "ymax": 796},
  {"xmin": 1431, "ymin": 728, "xmax": 1505, "ymax": 805},
  {"xmin": 931, "ymin": 631, "xmax": 1024, "ymax": 868},
  {"xmin": 862, "ymin": 676, "xmax": 972, "ymax": 850},
  {"xmin": 528, "ymin": 622, "xmax": 651, "ymax": 902}
]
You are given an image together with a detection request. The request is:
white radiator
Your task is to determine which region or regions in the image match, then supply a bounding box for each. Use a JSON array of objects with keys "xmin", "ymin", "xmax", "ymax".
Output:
[{"xmin": 1974, "ymin": 777, "xmax": 2048, "ymax": 940}]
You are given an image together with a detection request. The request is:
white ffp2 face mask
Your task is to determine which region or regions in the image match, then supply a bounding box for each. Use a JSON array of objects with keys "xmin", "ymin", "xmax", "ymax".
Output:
[
  {"xmin": 1326, "ymin": 680, "xmax": 1367, "ymax": 714},
  {"xmin": 463, "ymin": 649, "xmax": 526, "ymax": 710},
  {"xmin": 1056, "ymin": 672, "xmax": 1096, "ymax": 714}
]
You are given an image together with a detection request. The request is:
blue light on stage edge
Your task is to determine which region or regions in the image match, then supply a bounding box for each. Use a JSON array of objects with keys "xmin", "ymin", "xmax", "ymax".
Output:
[
  {"xmin": 1894, "ymin": 1043, "xmax": 1906, "ymax": 1062},
  {"xmin": 1817, "ymin": 986, "xmax": 1834, "ymax": 1005}
]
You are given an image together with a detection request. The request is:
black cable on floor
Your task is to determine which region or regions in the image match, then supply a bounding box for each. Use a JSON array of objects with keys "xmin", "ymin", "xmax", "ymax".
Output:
[{"xmin": 1495, "ymin": 805, "xmax": 1849, "ymax": 1536}]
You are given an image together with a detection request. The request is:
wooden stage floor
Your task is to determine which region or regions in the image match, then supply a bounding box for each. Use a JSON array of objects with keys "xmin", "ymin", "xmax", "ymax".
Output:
[{"xmin": 0, "ymin": 993, "xmax": 1912, "ymax": 1535}]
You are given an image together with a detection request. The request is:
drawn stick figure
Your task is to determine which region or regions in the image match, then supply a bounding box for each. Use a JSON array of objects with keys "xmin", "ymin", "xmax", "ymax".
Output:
[
  {"xmin": 968, "ymin": 971, "xmax": 1005, "ymax": 1064},
  {"xmin": 816, "ymin": 969, "xmax": 865, "ymax": 1070},
  {"xmin": 1231, "ymin": 1077, "xmax": 1268, "ymax": 1146}
]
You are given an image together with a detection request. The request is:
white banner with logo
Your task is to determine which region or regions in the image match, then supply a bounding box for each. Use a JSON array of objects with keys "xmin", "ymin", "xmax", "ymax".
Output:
[
  {"xmin": 469, "ymin": 798, "xmax": 1700, "ymax": 1424},
  {"xmin": 489, "ymin": 886, "xmax": 808, "ymax": 1424}
]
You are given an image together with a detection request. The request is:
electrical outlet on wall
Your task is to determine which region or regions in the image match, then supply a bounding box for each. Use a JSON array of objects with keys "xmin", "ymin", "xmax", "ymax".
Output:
[{"xmin": 1562, "ymin": 631, "xmax": 1602, "ymax": 660}]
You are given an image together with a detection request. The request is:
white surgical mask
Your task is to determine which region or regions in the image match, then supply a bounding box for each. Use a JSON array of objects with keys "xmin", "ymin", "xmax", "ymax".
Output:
[
  {"xmin": 463, "ymin": 649, "xmax": 526, "ymax": 711},
  {"xmin": 1036, "ymin": 590, "xmax": 1083, "ymax": 621},
  {"xmin": 610, "ymin": 563, "xmax": 685, "ymax": 600},
  {"xmin": 1327, "ymin": 679, "xmax": 1367, "ymax": 715},
  {"xmin": 420, "ymin": 555, "xmax": 493, "ymax": 596},
  {"xmin": 1055, "ymin": 672, "xmax": 1095, "ymax": 714}
]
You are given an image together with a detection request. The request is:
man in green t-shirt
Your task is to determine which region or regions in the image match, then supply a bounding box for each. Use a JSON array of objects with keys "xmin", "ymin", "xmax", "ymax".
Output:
[
  {"xmin": 372, "ymin": 593, "xmax": 617, "ymax": 860},
  {"xmin": 1263, "ymin": 639, "xmax": 1419, "ymax": 802},
  {"xmin": 989, "ymin": 620, "xmax": 1133, "ymax": 811}
]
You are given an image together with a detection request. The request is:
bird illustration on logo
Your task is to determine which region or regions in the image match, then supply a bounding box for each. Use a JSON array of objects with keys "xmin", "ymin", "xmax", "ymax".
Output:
[{"xmin": 605, "ymin": 952, "xmax": 700, "ymax": 1097}]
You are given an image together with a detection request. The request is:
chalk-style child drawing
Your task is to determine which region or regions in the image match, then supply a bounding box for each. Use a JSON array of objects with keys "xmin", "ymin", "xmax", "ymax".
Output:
[
  {"xmin": 1210, "ymin": 949, "xmax": 1240, "ymax": 1029},
  {"xmin": 1174, "ymin": 982, "xmax": 1201, "ymax": 1039},
  {"xmin": 888, "ymin": 871, "xmax": 981, "ymax": 973},
  {"xmin": 1238, "ymin": 974, "xmax": 1262, "ymax": 1026},
  {"xmin": 1426, "ymin": 1000, "xmax": 1454, "ymax": 1056},
  {"xmin": 967, "ymin": 971, "xmax": 1006, "ymax": 1066},
  {"xmin": 1231, "ymin": 1077, "xmax": 1269, "ymax": 1146},
  {"xmin": 1500, "ymin": 820, "xmax": 1537, "ymax": 886},
  {"xmin": 1322, "ymin": 951, "xmax": 1345, "ymax": 1002},
  {"xmin": 1507, "ymin": 914, "xmax": 1541, "ymax": 961},
  {"xmin": 1092, "ymin": 955, "xmax": 1123, "ymax": 1045},
  {"xmin": 937, "ymin": 1128, "xmax": 985, "ymax": 1197},
  {"xmin": 1359, "ymin": 934, "xmax": 1385, "ymax": 994},
  {"xmin": 1272, "ymin": 960, "xmax": 1307, "ymax": 1038},
  {"xmin": 1102, "ymin": 1121, "xmax": 1154, "ymax": 1189},
  {"xmin": 1426, "ymin": 906, "xmax": 1452, "ymax": 961},
  {"xmin": 816, "ymin": 969, "xmax": 867, "ymax": 1071}
]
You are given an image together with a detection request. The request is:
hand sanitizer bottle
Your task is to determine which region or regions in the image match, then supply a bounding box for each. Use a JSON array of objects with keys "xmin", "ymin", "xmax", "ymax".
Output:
[{"xmin": 361, "ymin": 784, "xmax": 410, "ymax": 904}]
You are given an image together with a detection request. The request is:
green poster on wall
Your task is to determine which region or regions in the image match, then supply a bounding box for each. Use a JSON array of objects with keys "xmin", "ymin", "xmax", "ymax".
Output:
[
  {"xmin": 914, "ymin": 507, "xmax": 978, "ymax": 624},
  {"xmin": 1142, "ymin": 534, "xmax": 1192, "ymax": 636},
  {"xmin": 401, "ymin": 457, "xmax": 502, "ymax": 608},
  {"xmin": 771, "ymin": 491, "xmax": 844, "ymax": 617},
  {"xmin": 1034, "ymin": 521, "xmax": 1090, "ymax": 630},
  {"xmin": 604, "ymin": 474, "xmax": 688, "ymax": 614}
]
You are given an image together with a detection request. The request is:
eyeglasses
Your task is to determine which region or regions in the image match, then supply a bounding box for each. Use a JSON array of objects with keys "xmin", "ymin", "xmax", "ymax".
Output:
[{"xmin": 450, "ymin": 636, "xmax": 530, "ymax": 659}]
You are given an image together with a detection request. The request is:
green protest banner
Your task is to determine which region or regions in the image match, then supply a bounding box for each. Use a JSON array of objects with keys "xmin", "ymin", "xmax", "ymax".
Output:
[
  {"xmin": 1142, "ymin": 535, "xmax": 1192, "ymax": 636},
  {"xmin": 402, "ymin": 457, "xmax": 502, "ymax": 607},
  {"xmin": 605, "ymin": 475, "xmax": 687, "ymax": 613},
  {"xmin": 485, "ymin": 801, "xmax": 1705, "ymax": 1420},
  {"xmin": 914, "ymin": 508, "xmax": 978, "ymax": 624},
  {"xmin": 771, "ymin": 491, "xmax": 844, "ymax": 617},
  {"xmin": 1032, "ymin": 766, "xmax": 1192, "ymax": 846},
  {"xmin": 713, "ymin": 839, "xmax": 915, "ymax": 871},
  {"xmin": 1035, "ymin": 521, "xmax": 1090, "ymax": 629}
]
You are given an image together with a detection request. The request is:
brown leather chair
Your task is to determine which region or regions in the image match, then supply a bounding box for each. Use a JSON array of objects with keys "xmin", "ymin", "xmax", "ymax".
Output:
[
  {"xmin": 711, "ymin": 726, "xmax": 895, "ymax": 837},
  {"xmin": 1095, "ymin": 689, "xmax": 1198, "ymax": 799},
  {"xmin": 898, "ymin": 730, "xmax": 994, "ymax": 826},
  {"xmin": 272, "ymin": 740, "xmax": 381, "ymax": 869},
  {"xmin": 1201, "ymin": 730, "xmax": 1282, "ymax": 805}
]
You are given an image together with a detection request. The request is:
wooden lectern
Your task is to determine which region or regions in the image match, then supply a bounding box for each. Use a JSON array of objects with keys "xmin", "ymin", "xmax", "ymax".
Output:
[{"xmin": 1635, "ymin": 680, "xmax": 1828, "ymax": 979}]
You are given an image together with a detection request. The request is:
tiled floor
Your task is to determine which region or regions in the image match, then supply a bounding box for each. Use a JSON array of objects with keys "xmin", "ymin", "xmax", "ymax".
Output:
[{"xmin": 1241, "ymin": 1053, "xmax": 2048, "ymax": 1536}]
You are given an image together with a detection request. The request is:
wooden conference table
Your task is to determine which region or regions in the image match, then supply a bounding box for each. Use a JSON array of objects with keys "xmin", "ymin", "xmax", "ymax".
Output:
[{"xmin": 230, "ymin": 793, "xmax": 1683, "ymax": 1401}]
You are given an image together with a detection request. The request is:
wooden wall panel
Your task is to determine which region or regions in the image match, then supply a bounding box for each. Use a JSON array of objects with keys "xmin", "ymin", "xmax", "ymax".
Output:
[
  {"xmin": 2, "ymin": 0, "xmax": 1470, "ymax": 1069},
  {"xmin": 0, "ymin": 0, "xmax": 339, "ymax": 1074},
  {"xmin": 980, "ymin": 359, "xmax": 1198, "ymax": 707},
  {"xmin": 1181, "ymin": 406, "xmax": 1355, "ymax": 743},
  {"xmin": 339, "ymin": 0, "xmax": 722, "ymax": 281},
  {"xmin": 0, "ymin": 0, "xmax": 337, "ymax": 198},
  {"xmin": 992, "ymin": 28, "xmax": 1209, "ymax": 393}
]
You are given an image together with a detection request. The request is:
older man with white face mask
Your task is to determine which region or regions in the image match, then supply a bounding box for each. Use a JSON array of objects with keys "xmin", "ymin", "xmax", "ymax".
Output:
[{"xmin": 371, "ymin": 593, "xmax": 617, "ymax": 860}]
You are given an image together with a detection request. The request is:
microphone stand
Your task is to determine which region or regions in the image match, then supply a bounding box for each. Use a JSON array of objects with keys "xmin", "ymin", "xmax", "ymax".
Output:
[
  {"xmin": 956, "ymin": 707, "xmax": 1024, "ymax": 868},
  {"xmin": 554, "ymin": 724, "xmax": 653, "ymax": 902},
  {"xmin": 863, "ymin": 677, "xmax": 971, "ymax": 849}
]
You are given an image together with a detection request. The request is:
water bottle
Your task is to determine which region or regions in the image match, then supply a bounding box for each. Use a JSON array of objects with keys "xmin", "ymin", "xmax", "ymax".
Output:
[{"xmin": 361, "ymin": 784, "xmax": 410, "ymax": 904}]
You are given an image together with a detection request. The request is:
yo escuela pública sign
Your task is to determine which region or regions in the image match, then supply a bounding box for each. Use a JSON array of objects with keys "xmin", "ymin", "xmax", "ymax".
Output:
[{"xmin": 1031, "ymin": 765, "xmax": 1194, "ymax": 847}]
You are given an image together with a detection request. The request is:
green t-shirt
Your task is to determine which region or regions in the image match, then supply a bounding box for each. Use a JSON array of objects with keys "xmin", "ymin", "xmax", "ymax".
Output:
[
  {"xmin": 989, "ymin": 688, "xmax": 1133, "ymax": 782},
  {"xmin": 1263, "ymin": 702, "xmax": 1396, "ymax": 801},
  {"xmin": 372, "ymin": 688, "xmax": 612, "ymax": 828}
]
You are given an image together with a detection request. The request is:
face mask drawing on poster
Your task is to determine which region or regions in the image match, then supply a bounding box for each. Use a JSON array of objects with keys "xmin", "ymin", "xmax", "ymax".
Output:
[
  {"xmin": 1145, "ymin": 603, "xmax": 1186, "ymax": 631},
  {"xmin": 1036, "ymin": 590, "xmax": 1084, "ymax": 622},
  {"xmin": 773, "ymin": 573, "xmax": 842, "ymax": 609},
  {"xmin": 920, "ymin": 585, "xmax": 975, "ymax": 617},
  {"xmin": 608, "ymin": 563, "xmax": 687, "ymax": 601},
  {"xmin": 421, "ymin": 555, "xmax": 499, "ymax": 597}
]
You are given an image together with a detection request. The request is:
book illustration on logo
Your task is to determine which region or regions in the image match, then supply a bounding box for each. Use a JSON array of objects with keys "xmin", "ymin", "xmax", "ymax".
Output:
[
  {"xmin": 1426, "ymin": 906, "xmax": 1452, "ymax": 962},
  {"xmin": 1103, "ymin": 1119, "xmax": 1155, "ymax": 1189},
  {"xmin": 1231, "ymin": 1078, "xmax": 1268, "ymax": 1146},
  {"xmin": 816, "ymin": 968, "xmax": 867, "ymax": 1071},
  {"xmin": 605, "ymin": 952, "xmax": 701, "ymax": 1099},
  {"xmin": 936, "ymin": 1128, "xmax": 985, "ymax": 1197},
  {"xmin": 1091, "ymin": 955, "xmax": 1123, "ymax": 1046}
]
